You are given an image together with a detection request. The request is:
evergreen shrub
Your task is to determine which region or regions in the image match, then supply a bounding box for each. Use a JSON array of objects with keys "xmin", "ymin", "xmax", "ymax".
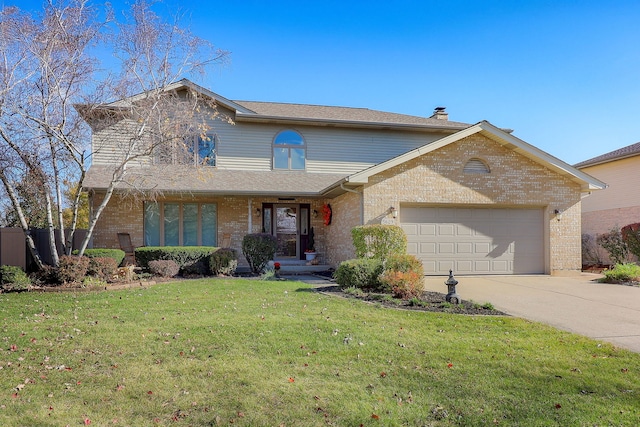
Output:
[{"xmin": 242, "ymin": 233, "xmax": 277, "ymax": 274}]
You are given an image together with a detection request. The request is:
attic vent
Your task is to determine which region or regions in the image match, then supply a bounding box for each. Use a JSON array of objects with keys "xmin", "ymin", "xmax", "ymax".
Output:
[{"xmin": 464, "ymin": 158, "xmax": 490, "ymax": 174}]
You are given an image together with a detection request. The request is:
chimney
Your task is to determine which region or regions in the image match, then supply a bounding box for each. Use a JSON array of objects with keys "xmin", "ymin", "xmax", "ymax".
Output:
[{"xmin": 431, "ymin": 106, "xmax": 448, "ymax": 121}]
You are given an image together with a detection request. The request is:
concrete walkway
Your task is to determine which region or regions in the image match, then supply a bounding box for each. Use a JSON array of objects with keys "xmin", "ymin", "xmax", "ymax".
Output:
[{"xmin": 423, "ymin": 274, "xmax": 640, "ymax": 353}]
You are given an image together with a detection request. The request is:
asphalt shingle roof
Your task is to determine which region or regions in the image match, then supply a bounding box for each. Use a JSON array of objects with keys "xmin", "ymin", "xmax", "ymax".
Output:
[
  {"xmin": 233, "ymin": 100, "xmax": 470, "ymax": 129},
  {"xmin": 574, "ymin": 142, "xmax": 640, "ymax": 168},
  {"xmin": 83, "ymin": 165, "xmax": 346, "ymax": 195}
]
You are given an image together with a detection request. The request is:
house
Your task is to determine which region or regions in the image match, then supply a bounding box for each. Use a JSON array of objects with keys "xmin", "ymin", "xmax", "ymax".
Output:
[
  {"xmin": 575, "ymin": 143, "xmax": 640, "ymax": 238},
  {"xmin": 82, "ymin": 79, "xmax": 606, "ymax": 275}
]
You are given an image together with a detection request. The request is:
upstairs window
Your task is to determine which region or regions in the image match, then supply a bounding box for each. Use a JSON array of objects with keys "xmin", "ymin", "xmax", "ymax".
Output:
[
  {"xmin": 155, "ymin": 134, "xmax": 216, "ymax": 166},
  {"xmin": 273, "ymin": 130, "xmax": 305, "ymax": 170}
]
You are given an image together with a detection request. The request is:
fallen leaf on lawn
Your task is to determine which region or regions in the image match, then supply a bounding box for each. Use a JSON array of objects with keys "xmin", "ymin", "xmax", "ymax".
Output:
[
  {"xmin": 147, "ymin": 391, "xmax": 153, "ymax": 395},
  {"xmin": 371, "ymin": 413, "xmax": 380, "ymax": 419},
  {"xmin": 83, "ymin": 417, "xmax": 91, "ymax": 425},
  {"xmin": 288, "ymin": 377, "xmax": 295, "ymax": 382},
  {"xmin": 447, "ymin": 363, "xmax": 453, "ymax": 368},
  {"xmin": 554, "ymin": 403, "xmax": 562, "ymax": 409},
  {"xmin": 380, "ymin": 372, "xmax": 387, "ymax": 378}
]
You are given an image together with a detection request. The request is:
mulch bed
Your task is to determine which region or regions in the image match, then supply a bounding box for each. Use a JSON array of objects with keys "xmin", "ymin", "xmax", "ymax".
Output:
[{"xmin": 314, "ymin": 284, "xmax": 506, "ymax": 316}]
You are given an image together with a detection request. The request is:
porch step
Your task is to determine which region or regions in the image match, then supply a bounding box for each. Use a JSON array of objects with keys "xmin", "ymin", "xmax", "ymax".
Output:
[{"xmin": 279, "ymin": 264, "xmax": 332, "ymax": 274}]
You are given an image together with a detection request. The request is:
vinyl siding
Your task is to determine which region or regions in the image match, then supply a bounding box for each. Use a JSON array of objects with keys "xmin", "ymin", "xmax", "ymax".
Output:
[
  {"xmin": 216, "ymin": 122, "xmax": 445, "ymax": 174},
  {"xmin": 92, "ymin": 119, "xmax": 153, "ymax": 166},
  {"xmin": 580, "ymin": 156, "xmax": 640, "ymax": 212},
  {"xmin": 91, "ymin": 105, "xmax": 450, "ymax": 174}
]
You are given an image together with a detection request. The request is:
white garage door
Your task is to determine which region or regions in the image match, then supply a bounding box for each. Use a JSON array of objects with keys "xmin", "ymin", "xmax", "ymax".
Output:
[{"xmin": 401, "ymin": 207, "xmax": 544, "ymax": 275}]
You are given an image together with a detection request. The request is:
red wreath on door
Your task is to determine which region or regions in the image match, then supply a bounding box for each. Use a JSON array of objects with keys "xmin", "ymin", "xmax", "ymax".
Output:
[{"xmin": 322, "ymin": 203, "xmax": 332, "ymax": 226}]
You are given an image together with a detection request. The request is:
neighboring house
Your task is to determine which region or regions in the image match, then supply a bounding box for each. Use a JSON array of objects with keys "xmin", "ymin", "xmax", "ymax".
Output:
[
  {"xmin": 575, "ymin": 143, "xmax": 640, "ymax": 237},
  {"xmin": 82, "ymin": 79, "xmax": 605, "ymax": 275}
]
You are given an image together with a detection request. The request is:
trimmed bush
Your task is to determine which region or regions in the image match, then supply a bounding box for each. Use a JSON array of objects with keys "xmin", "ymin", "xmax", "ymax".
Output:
[
  {"xmin": 383, "ymin": 254, "xmax": 424, "ymax": 275},
  {"xmin": 77, "ymin": 249, "xmax": 126, "ymax": 267},
  {"xmin": 57, "ymin": 255, "xmax": 90, "ymax": 284},
  {"xmin": 334, "ymin": 258, "xmax": 384, "ymax": 291},
  {"xmin": 379, "ymin": 270, "xmax": 423, "ymax": 300},
  {"xmin": 31, "ymin": 265, "xmax": 59, "ymax": 286},
  {"xmin": 148, "ymin": 260, "xmax": 180, "ymax": 278},
  {"xmin": 597, "ymin": 228, "xmax": 629, "ymax": 265},
  {"xmin": 87, "ymin": 257, "xmax": 118, "ymax": 282},
  {"xmin": 0, "ymin": 265, "xmax": 31, "ymax": 291},
  {"xmin": 600, "ymin": 263, "xmax": 640, "ymax": 283},
  {"xmin": 242, "ymin": 233, "xmax": 277, "ymax": 274},
  {"xmin": 181, "ymin": 260, "xmax": 210, "ymax": 276},
  {"xmin": 210, "ymin": 248, "xmax": 238, "ymax": 276},
  {"xmin": 351, "ymin": 225, "xmax": 407, "ymax": 260},
  {"xmin": 135, "ymin": 246, "xmax": 217, "ymax": 273},
  {"xmin": 379, "ymin": 254, "xmax": 425, "ymax": 299}
]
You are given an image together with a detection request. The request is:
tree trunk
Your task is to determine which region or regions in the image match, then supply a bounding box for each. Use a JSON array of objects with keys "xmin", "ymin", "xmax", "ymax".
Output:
[{"xmin": 0, "ymin": 170, "xmax": 45, "ymax": 270}]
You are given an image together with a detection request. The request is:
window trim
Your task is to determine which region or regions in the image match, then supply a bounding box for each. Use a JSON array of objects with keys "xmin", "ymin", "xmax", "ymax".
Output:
[
  {"xmin": 272, "ymin": 129, "xmax": 306, "ymax": 170},
  {"xmin": 153, "ymin": 134, "xmax": 217, "ymax": 167},
  {"xmin": 143, "ymin": 201, "xmax": 218, "ymax": 246}
]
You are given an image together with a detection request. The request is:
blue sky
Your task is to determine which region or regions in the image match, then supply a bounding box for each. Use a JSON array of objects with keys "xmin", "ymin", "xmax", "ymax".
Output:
[{"xmin": 12, "ymin": 0, "xmax": 640, "ymax": 164}]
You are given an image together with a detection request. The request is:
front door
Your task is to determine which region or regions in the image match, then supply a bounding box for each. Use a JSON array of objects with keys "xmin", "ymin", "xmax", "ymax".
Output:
[
  {"xmin": 275, "ymin": 205, "xmax": 298, "ymax": 258},
  {"xmin": 262, "ymin": 203, "xmax": 311, "ymax": 260}
]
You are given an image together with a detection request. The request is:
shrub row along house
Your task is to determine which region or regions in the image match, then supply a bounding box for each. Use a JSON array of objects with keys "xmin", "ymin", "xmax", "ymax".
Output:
[{"xmin": 82, "ymin": 79, "xmax": 605, "ymax": 275}]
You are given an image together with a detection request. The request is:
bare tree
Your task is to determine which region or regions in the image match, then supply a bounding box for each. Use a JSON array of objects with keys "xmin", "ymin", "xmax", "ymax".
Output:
[{"xmin": 0, "ymin": 0, "xmax": 229, "ymax": 268}]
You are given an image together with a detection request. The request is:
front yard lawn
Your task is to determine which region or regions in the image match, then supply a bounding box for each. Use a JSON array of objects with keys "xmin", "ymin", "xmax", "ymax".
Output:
[{"xmin": 0, "ymin": 278, "xmax": 638, "ymax": 426}]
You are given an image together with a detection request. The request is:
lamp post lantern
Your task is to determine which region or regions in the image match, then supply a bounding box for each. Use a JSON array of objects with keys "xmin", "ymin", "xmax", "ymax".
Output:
[{"xmin": 445, "ymin": 270, "xmax": 460, "ymax": 304}]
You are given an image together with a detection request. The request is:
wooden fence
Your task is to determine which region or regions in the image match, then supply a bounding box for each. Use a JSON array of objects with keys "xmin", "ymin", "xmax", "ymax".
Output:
[{"xmin": 0, "ymin": 227, "xmax": 89, "ymax": 271}]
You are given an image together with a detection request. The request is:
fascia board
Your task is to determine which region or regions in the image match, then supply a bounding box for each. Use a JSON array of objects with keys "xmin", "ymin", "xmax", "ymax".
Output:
[
  {"xmin": 105, "ymin": 79, "xmax": 255, "ymax": 115},
  {"xmin": 234, "ymin": 112, "xmax": 468, "ymax": 132}
]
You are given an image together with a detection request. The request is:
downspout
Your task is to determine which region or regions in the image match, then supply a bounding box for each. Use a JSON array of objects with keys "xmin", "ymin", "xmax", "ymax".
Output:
[
  {"xmin": 248, "ymin": 198, "xmax": 253, "ymax": 233},
  {"xmin": 340, "ymin": 182, "xmax": 364, "ymax": 225}
]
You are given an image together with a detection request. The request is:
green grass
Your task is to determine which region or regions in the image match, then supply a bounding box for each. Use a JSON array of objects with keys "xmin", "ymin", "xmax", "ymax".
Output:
[
  {"xmin": 0, "ymin": 278, "xmax": 639, "ymax": 426},
  {"xmin": 600, "ymin": 263, "xmax": 640, "ymax": 284}
]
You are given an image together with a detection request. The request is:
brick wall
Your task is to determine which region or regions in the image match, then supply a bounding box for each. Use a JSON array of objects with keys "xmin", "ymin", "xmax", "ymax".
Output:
[
  {"xmin": 91, "ymin": 193, "xmax": 327, "ymax": 268},
  {"xmin": 582, "ymin": 206, "xmax": 640, "ymax": 236},
  {"xmin": 324, "ymin": 191, "xmax": 361, "ymax": 266},
  {"xmin": 357, "ymin": 135, "xmax": 583, "ymax": 274}
]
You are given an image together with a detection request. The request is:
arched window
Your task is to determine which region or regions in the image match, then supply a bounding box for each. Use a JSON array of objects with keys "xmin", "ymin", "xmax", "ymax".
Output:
[
  {"xmin": 273, "ymin": 130, "xmax": 305, "ymax": 170},
  {"xmin": 463, "ymin": 158, "xmax": 490, "ymax": 174}
]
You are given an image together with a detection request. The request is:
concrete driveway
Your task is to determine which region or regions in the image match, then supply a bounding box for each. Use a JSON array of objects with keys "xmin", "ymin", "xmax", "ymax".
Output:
[{"xmin": 423, "ymin": 273, "xmax": 640, "ymax": 353}]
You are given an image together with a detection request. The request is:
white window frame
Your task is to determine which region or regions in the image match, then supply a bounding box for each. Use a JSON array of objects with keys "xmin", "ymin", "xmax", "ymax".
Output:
[{"xmin": 273, "ymin": 130, "xmax": 306, "ymax": 170}]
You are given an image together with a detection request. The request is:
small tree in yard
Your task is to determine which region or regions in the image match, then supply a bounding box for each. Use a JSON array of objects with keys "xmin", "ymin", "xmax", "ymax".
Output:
[
  {"xmin": 0, "ymin": 0, "xmax": 229, "ymax": 269},
  {"xmin": 621, "ymin": 223, "xmax": 640, "ymax": 260},
  {"xmin": 597, "ymin": 227, "xmax": 629, "ymax": 265}
]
